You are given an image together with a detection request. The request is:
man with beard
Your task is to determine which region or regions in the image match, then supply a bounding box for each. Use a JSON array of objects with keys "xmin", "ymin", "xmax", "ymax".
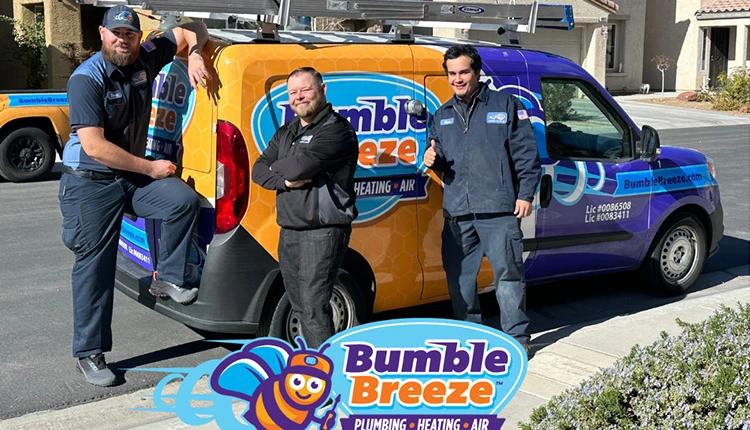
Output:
[
  {"xmin": 252, "ymin": 67, "xmax": 359, "ymax": 348},
  {"xmin": 59, "ymin": 5, "xmax": 211, "ymax": 386}
]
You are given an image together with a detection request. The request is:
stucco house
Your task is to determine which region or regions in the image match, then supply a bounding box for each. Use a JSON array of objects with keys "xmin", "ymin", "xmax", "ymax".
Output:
[
  {"xmin": 4, "ymin": 0, "xmax": 745, "ymax": 93},
  {"xmin": 433, "ymin": 0, "xmax": 646, "ymax": 92},
  {"xmin": 644, "ymin": 0, "xmax": 750, "ymax": 92}
]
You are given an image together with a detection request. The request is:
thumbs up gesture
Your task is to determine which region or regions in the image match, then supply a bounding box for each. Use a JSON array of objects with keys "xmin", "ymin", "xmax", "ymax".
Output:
[{"xmin": 424, "ymin": 139, "xmax": 438, "ymax": 168}]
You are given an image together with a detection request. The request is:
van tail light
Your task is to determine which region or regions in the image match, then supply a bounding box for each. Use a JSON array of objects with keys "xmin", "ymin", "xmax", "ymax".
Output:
[{"xmin": 215, "ymin": 120, "xmax": 249, "ymax": 234}]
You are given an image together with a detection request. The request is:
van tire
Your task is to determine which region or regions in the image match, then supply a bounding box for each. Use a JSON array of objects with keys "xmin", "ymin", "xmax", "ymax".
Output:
[
  {"xmin": 0, "ymin": 127, "xmax": 56, "ymax": 182},
  {"xmin": 268, "ymin": 270, "xmax": 368, "ymax": 344},
  {"xmin": 640, "ymin": 214, "xmax": 707, "ymax": 296}
]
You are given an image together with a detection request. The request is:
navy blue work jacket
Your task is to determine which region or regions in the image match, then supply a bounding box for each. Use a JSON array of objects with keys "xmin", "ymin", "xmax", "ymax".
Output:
[{"xmin": 428, "ymin": 83, "xmax": 541, "ymax": 218}]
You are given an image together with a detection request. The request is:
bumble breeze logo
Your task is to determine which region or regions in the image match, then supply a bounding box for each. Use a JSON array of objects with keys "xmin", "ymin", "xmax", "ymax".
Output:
[
  {"xmin": 326, "ymin": 319, "xmax": 528, "ymax": 430},
  {"xmin": 146, "ymin": 60, "xmax": 196, "ymax": 162},
  {"xmin": 251, "ymin": 73, "xmax": 443, "ymax": 222},
  {"xmin": 343, "ymin": 341, "xmax": 507, "ymax": 407},
  {"xmin": 275, "ymin": 96, "xmax": 422, "ymax": 169},
  {"xmin": 135, "ymin": 319, "xmax": 525, "ymax": 429}
]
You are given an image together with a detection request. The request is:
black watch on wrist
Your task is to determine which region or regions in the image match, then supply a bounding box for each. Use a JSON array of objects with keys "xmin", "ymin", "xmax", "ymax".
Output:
[{"xmin": 188, "ymin": 45, "xmax": 200, "ymax": 56}]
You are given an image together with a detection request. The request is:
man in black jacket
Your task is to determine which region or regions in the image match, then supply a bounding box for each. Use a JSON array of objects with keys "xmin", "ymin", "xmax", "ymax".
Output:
[
  {"xmin": 424, "ymin": 45, "xmax": 541, "ymax": 355},
  {"xmin": 252, "ymin": 67, "xmax": 359, "ymax": 348}
]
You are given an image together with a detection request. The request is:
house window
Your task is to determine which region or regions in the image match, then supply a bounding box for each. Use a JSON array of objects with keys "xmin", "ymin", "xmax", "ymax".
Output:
[
  {"xmin": 606, "ymin": 21, "xmax": 626, "ymax": 72},
  {"xmin": 606, "ymin": 23, "xmax": 617, "ymax": 70},
  {"xmin": 34, "ymin": 5, "xmax": 44, "ymax": 23},
  {"xmin": 701, "ymin": 28, "xmax": 708, "ymax": 70},
  {"xmin": 541, "ymin": 79, "xmax": 631, "ymax": 160}
]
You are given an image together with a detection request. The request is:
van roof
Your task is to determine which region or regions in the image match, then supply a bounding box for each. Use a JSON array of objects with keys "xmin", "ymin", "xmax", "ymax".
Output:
[{"xmin": 207, "ymin": 29, "xmax": 506, "ymax": 47}]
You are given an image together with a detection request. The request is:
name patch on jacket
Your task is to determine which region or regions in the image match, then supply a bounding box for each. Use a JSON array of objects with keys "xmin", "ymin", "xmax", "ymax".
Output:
[
  {"xmin": 440, "ymin": 118, "xmax": 454, "ymax": 126},
  {"xmin": 106, "ymin": 90, "xmax": 124, "ymax": 101},
  {"xmin": 486, "ymin": 112, "xmax": 508, "ymax": 124},
  {"xmin": 300, "ymin": 135, "xmax": 313, "ymax": 144}
]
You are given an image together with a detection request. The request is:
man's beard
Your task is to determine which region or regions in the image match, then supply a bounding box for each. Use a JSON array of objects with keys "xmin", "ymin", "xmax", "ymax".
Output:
[
  {"xmin": 102, "ymin": 44, "xmax": 138, "ymax": 67},
  {"xmin": 291, "ymin": 98, "xmax": 323, "ymax": 119}
]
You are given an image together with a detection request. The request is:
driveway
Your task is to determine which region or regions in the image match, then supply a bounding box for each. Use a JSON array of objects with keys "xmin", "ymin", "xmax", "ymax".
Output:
[{"xmin": 614, "ymin": 94, "xmax": 750, "ymax": 130}]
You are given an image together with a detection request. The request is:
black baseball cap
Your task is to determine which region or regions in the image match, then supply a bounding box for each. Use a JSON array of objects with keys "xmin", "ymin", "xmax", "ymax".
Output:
[{"xmin": 102, "ymin": 5, "xmax": 141, "ymax": 32}]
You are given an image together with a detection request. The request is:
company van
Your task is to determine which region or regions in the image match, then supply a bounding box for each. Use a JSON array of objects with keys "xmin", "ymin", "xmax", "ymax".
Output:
[{"xmin": 113, "ymin": 20, "xmax": 723, "ymax": 342}]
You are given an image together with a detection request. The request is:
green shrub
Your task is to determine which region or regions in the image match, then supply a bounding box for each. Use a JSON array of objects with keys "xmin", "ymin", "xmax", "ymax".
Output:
[
  {"xmin": 712, "ymin": 67, "xmax": 750, "ymax": 111},
  {"xmin": 0, "ymin": 14, "xmax": 47, "ymax": 89},
  {"xmin": 520, "ymin": 303, "xmax": 750, "ymax": 430},
  {"xmin": 542, "ymin": 82, "xmax": 578, "ymax": 122}
]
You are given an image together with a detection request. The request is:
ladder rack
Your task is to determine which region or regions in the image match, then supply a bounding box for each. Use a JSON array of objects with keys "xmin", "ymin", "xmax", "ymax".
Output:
[{"xmin": 77, "ymin": 0, "xmax": 574, "ymax": 43}]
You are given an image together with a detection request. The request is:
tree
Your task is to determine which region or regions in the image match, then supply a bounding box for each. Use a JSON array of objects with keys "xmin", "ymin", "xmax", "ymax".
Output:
[
  {"xmin": 650, "ymin": 54, "xmax": 675, "ymax": 98},
  {"xmin": 0, "ymin": 14, "xmax": 47, "ymax": 89}
]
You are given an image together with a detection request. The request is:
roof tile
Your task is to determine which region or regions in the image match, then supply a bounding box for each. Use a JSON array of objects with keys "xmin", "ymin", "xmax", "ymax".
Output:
[
  {"xmin": 587, "ymin": 0, "xmax": 620, "ymax": 13},
  {"xmin": 697, "ymin": 0, "xmax": 750, "ymax": 13}
]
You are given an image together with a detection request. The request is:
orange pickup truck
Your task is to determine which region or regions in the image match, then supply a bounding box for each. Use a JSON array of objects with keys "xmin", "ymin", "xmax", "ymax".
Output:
[{"xmin": 0, "ymin": 90, "xmax": 69, "ymax": 182}]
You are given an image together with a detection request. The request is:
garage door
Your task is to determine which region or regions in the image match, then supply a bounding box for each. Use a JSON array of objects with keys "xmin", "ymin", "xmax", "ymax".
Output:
[{"xmin": 518, "ymin": 27, "xmax": 583, "ymax": 64}]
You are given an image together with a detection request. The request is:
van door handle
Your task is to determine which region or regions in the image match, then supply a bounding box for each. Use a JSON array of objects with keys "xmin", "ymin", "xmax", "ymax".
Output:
[{"xmin": 540, "ymin": 174, "xmax": 552, "ymax": 208}]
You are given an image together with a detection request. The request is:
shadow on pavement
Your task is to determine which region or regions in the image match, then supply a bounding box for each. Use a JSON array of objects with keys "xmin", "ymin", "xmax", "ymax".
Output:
[
  {"xmin": 703, "ymin": 235, "xmax": 750, "ymax": 273},
  {"xmin": 110, "ymin": 340, "xmax": 231, "ymax": 383},
  {"xmin": 375, "ymin": 235, "xmax": 748, "ymax": 355}
]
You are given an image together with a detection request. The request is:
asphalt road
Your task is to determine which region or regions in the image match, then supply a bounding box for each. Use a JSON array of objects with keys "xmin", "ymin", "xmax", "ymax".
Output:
[{"xmin": 0, "ymin": 123, "xmax": 747, "ymax": 420}]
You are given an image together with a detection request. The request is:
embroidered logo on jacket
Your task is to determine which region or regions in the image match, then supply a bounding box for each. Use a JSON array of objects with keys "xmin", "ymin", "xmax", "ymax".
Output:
[{"xmin": 486, "ymin": 112, "xmax": 508, "ymax": 124}]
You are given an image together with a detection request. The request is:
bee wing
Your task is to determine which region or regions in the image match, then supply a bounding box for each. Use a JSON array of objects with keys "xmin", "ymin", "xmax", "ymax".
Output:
[
  {"xmin": 209, "ymin": 339, "xmax": 293, "ymax": 402},
  {"xmin": 247, "ymin": 342, "xmax": 291, "ymax": 375}
]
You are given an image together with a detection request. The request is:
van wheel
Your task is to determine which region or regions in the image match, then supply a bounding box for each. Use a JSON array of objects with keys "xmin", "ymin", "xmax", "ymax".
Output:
[
  {"xmin": 0, "ymin": 127, "xmax": 56, "ymax": 182},
  {"xmin": 268, "ymin": 270, "xmax": 368, "ymax": 344},
  {"xmin": 641, "ymin": 214, "xmax": 707, "ymax": 296}
]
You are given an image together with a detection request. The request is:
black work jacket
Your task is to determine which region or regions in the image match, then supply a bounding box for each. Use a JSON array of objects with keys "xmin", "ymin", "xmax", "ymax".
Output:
[{"xmin": 252, "ymin": 103, "xmax": 359, "ymax": 229}]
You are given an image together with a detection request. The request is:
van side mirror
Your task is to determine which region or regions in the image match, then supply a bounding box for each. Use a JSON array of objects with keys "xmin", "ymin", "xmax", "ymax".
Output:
[{"xmin": 639, "ymin": 125, "xmax": 661, "ymax": 162}]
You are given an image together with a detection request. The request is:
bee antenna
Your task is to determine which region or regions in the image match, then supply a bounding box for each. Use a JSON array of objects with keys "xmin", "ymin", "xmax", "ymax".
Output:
[
  {"xmin": 295, "ymin": 337, "xmax": 307, "ymax": 350},
  {"xmin": 318, "ymin": 343, "xmax": 331, "ymax": 354}
]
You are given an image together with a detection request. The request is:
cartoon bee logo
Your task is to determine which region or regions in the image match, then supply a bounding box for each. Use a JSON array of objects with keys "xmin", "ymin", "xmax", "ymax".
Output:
[{"xmin": 210, "ymin": 338, "xmax": 340, "ymax": 430}]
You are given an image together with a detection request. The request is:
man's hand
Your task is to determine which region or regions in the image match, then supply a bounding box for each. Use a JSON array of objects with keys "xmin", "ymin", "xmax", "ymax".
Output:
[
  {"xmin": 187, "ymin": 49, "xmax": 212, "ymax": 91},
  {"xmin": 147, "ymin": 159, "xmax": 177, "ymax": 179},
  {"xmin": 514, "ymin": 200, "xmax": 533, "ymax": 218},
  {"xmin": 424, "ymin": 140, "xmax": 437, "ymax": 168},
  {"xmin": 285, "ymin": 179, "xmax": 312, "ymax": 189}
]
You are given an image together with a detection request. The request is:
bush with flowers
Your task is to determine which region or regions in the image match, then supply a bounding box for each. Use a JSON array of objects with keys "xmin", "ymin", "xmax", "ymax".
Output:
[{"xmin": 520, "ymin": 303, "xmax": 750, "ymax": 429}]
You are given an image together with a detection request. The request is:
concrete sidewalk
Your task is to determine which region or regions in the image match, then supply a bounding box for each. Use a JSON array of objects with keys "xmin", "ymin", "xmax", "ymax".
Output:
[
  {"xmin": 2, "ymin": 265, "xmax": 749, "ymax": 430},
  {"xmin": 613, "ymin": 93, "xmax": 750, "ymax": 130}
]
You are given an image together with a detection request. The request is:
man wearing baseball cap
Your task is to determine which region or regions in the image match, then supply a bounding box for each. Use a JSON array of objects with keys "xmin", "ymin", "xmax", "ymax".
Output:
[{"xmin": 59, "ymin": 5, "xmax": 212, "ymax": 386}]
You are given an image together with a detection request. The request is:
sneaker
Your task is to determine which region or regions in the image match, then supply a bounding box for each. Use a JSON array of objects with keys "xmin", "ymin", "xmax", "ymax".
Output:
[
  {"xmin": 149, "ymin": 279, "xmax": 198, "ymax": 304},
  {"xmin": 76, "ymin": 353, "xmax": 116, "ymax": 387}
]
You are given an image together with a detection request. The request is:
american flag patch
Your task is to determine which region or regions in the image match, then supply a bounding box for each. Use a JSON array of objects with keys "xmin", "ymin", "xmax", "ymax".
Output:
[
  {"xmin": 518, "ymin": 109, "xmax": 529, "ymax": 120},
  {"xmin": 141, "ymin": 40, "xmax": 156, "ymax": 52}
]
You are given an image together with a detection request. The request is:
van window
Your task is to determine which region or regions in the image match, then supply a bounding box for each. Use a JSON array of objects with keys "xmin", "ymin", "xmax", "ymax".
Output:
[{"xmin": 541, "ymin": 79, "xmax": 630, "ymax": 160}]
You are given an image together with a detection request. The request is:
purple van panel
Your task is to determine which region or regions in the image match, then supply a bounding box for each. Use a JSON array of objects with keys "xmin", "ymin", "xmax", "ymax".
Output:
[{"xmin": 118, "ymin": 207, "xmax": 215, "ymax": 284}]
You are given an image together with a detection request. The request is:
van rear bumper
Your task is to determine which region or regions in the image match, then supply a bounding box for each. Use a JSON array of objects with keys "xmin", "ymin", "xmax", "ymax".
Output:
[{"xmin": 114, "ymin": 225, "xmax": 279, "ymax": 334}]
